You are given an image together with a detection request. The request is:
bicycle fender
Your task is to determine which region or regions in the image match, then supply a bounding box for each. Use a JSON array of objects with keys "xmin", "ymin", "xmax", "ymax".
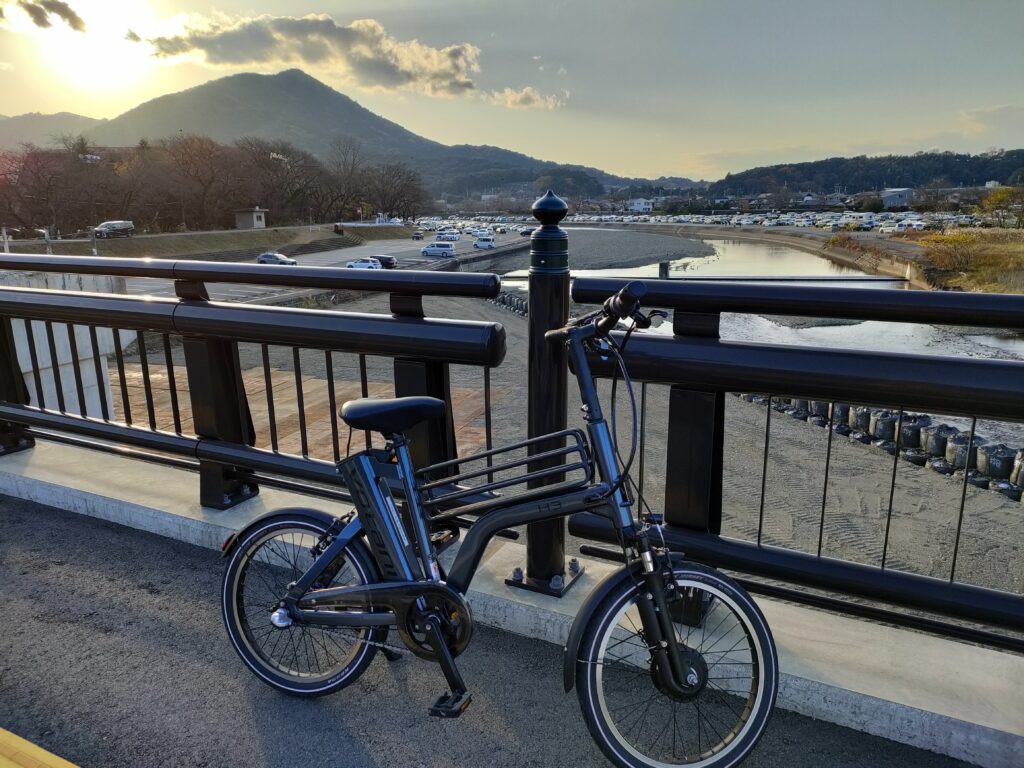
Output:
[
  {"xmin": 219, "ymin": 507, "xmax": 352, "ymax": 558},
  {"xmin": 563, "ymin": 554, "xmax": 685, "ymax": 692}
]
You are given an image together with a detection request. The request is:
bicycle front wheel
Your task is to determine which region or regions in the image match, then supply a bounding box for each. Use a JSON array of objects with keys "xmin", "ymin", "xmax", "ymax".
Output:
[{"xmin": 576, "ymin": 562, "xmax": 777, "ymax": 768}]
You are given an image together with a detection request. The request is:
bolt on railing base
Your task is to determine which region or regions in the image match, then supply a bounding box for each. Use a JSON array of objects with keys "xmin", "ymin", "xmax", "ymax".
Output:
[
  {"xmin": 504, "ymin": 559, "xmax": 585, "ymax": 598},
  {"xmin": 0, "ymin": 433, "xmax": 33, "ymax": 457}
]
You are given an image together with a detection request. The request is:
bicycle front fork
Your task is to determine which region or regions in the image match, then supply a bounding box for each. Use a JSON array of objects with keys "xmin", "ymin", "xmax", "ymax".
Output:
[{"xmin": 633, "ymin": 539, "xmax": 708, "ymax": 699}]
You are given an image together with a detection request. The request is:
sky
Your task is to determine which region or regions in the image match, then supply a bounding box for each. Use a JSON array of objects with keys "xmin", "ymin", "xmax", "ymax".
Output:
[{"xmin": 0, "ymin": 0, "xmax": 1021, "ymax": 180}]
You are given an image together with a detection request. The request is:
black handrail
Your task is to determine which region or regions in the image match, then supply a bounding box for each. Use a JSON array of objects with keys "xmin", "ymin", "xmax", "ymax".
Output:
[
  {"xmin": 0, "ymin": 254, "xmax": 502, "ymax": 298},
  {"xmin": 572, "ymin": 276, "xmax": 1024, "ymax": 329},
  {"xmin": 0, "ymin": 286, "xmax": 506, "ymax": 366}
]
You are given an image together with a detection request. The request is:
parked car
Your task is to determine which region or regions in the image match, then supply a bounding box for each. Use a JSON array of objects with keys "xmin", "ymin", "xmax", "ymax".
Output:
[
  {"xmin": 411, "ymin": 231, "xmax": 424, "ymax": 240},
  {"xmin": 519, "ymin": 228, "xmax": 533, "ymax": 237},
  {"xmin": 374, "ymin": 254, "xmax": 397, "ymax": 269},
  {"xmin": 474, "ymin": 236, "xmax": 495, "ymax": 249},
  {"xmin": 256, "ymin": 251, "xmax": 297, "ymax": 265},
  {"xmin": 437, "ymin": 231, "xmax": 461, "ymax": 241},
  {"xmin": 346, "ymin": 257, "xmax": 382, "ymax": 270},
  {"xmin": 93, "ymin": 220, "xmax": 134, "ymax": 238},
  {"xmin": 421, "ymin": 242, "xmax": 456, "ymax": 258}
]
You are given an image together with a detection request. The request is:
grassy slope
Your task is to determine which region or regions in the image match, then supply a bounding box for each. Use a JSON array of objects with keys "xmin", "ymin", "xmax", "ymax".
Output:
[{"xmin": 905, "ymin": 229, "xmax": 1024, "ymax": 293}]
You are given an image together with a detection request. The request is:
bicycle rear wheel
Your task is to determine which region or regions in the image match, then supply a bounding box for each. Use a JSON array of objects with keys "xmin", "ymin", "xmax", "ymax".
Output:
[
  {"xmin": 576, "ymin": 562, "xmax": 777, "ymax": 768},
  {"xmin": 222, "ymin": 513, "xmax": 384, "ymax": 696}
]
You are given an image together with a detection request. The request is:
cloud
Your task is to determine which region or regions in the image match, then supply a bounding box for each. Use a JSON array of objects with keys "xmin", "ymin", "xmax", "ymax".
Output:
[
  {"xmin": 487, "ymin": 86, "xmax": 564, "ymax": 110},
  {"xmin": 13, "ymin": 0, "xmax": 85, "ymax": 31},
  {"xmin": 0, "ymin": 61, "xmax": 12, "ymax": 70},
  {"xmin": 145, "ymin": 15, "xmax": 481, "ymax": 97}
]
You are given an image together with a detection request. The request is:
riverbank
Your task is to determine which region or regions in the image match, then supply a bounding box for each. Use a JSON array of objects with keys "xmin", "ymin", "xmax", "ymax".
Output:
[{"xmin": 611, "ymin": 224, "xmax": 937, "ymax": 289}]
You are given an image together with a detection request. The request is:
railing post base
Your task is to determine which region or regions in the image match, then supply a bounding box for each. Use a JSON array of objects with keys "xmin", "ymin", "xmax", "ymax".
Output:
[
  {"xmin": 198, "ymin": 463, "xmax": 259, "ymax": 510},
  {"xmin": 505, "ymin": 559, "xmax": 585, "ymax": 598},
  {"xmin": 0, "ymin": 317, "xmax": 33, "ymax": 456},
  {"xmin": 183, "ymin": 336, "xmax": 259, "ymax": 510}
]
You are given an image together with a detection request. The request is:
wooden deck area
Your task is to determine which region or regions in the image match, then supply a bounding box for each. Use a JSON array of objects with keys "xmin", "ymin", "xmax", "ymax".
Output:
[{"xmin": 110, "ymin": 363, "xmax": 505, "ymax": 463}]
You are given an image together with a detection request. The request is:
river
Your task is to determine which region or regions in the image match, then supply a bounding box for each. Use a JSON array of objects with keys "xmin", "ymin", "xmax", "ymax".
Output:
[{"xmin": 504, "ymin": 236, "xmax": 1022, "ymax": 445}]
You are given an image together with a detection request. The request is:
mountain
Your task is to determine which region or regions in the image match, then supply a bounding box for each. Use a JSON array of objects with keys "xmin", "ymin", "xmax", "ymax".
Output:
[
  {"xmin": 708, "ymin": 151, "xmax": 1024, "ymax": 197},
  {"xmin": 2, "ymin": 70, "xmax": 695, "ymax": 194},
  {"xmin": 82, "ymin": 69, "xmax": 627, "ymax": 194},
  {"xmin": 0, "ymin": 111, "xmax": 104, "ymax": 149}
]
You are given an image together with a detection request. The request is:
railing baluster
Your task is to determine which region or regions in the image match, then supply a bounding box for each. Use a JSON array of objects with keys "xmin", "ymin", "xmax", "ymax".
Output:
[
  {"xmin": 261, "ymin": 343, "xmax": 278, "ymax": 452},
  {"xmin": 484, "ymin": 366, "xmax": 493, "ymax": 482},
  {"xmin": 293, "ymin": 347, "xmax": 308, "ymax": 458},
  {"xmin": 23, "ymin": 319, "xmax": 46, "ymax": 410},
  {"xmin": 948, "ymin": 416, "xmax": 977, "ymax": 583},
  {"xmin": 44, "ymin": 321, "xmax": 66, "ymax": 413},
  {"xmin": 358, "ymin": 353, "xmax": 371, "ymax": 450},
  {"xmin": 638, "ymin": 382, "xmax": 648, "ymax": 499},
  {"xmin": 880, "ymin": 408, "xmax": 905, "ymax": 569},
  {"xmin": 112, "ymin": 328, "xmax": 132, "ymax": 426},
  {"xmin": 756, "ymin": 395, "xmax": 773, "ymax": 546},
  {"xmin": 65, "ymin": 323, "xmax": 88, "ymax": 417},
  {"xmin": 136, "ymin": 330, "xmax": 157, "ymax": 430},
  {"xmin": 325, "ymin": 350, "xmax": 340, "ymax": 464},
  {"xmin": 816, "ymin": 401, "xmax": 836, "ymax": 557},
  {"xmin": 163, "ymin": 334, "xmax": 181, "ymax": 434},
  {"xmin": 87, "ymin": 326, "xmax": 110, "ymax": 421}
]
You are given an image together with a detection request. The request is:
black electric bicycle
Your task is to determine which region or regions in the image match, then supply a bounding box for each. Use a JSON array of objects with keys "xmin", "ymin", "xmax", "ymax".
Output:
[{"xmin": 221, "ymin": 282, "xmax": 778, "ymax": 768}]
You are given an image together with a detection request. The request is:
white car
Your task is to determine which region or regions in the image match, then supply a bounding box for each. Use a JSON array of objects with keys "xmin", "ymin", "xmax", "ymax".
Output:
[
  {"xmin": 346, "ymin": 257, "xmax": 382, "ymax": 269},
  {"xmin": 437, "ymin": 231, "xmax": 461, "ymax": 241},
  {"xmin": 473, "ymin": 236, "xmax": 495, "ymax": 249},
  {"xmin": 421, "ymin": 242, "xmax": 456, "ymax": 258}
]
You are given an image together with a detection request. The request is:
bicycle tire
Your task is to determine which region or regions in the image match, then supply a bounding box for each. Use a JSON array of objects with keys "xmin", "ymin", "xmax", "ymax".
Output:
[
  {"xmin": 576, "ymin": 562, "xmax": 778, "ymax": 767},
  {"xmin": 222, "ymin": 513, "xmax": 384, "ymax": 697}
]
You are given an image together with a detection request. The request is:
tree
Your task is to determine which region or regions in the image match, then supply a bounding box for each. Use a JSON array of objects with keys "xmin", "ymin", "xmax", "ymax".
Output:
[
  {"xmin": 861, "ymin": 196, "xmax": 884, "ymax": 213},
  {"xmin": 982, "ymin": 186, "xmax": 1024, "ymax": 228},
  {"xmin": 324, "ymin": 136, "xmax": 367, "ymax": 220},
  {"xmin": 161, "ymin": 134, "xmax": 235, "ymax": 229},
  {"xmin": 365, "ymin": 162, "xmax": 428, "ymax": 218}
]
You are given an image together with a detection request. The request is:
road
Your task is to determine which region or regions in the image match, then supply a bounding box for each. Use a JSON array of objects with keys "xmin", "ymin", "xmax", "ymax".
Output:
[
  {"xmin": 0, "ymin": 496, "xmax": 970, "ymax": 768},
  {"xmin": 123, "ymin": 234, "xmax": 526, "ymax": 302}
]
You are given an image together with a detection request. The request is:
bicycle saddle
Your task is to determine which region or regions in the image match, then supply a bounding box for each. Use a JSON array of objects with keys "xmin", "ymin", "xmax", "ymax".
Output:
[{"xmin": 340, "ymin": 396, "xmax": 446, "ymax": 435}]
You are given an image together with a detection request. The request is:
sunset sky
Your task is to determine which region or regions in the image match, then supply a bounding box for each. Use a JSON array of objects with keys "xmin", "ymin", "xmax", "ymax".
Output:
[{"xmin": 0, "ymin": 0, "xmax": 1021, "ymax": 179}]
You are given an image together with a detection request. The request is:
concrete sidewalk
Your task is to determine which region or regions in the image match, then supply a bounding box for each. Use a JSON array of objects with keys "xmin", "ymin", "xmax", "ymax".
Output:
[
  {"xmin": 0, "ymin": 498, "xmax": 973, "ymax": 768},
  {"xmin": 0, "ymin": 440, "xmax": 1021, "ymax": 767}
]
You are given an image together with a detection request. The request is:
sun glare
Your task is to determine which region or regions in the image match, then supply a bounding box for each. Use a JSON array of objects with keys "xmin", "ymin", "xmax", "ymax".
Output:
[{"xmin": 21, "ymin": 1, "xmax": 165, "ymax": 101}]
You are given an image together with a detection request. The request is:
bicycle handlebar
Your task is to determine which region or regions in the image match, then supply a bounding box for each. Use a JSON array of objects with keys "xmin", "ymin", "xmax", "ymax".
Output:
[{"xmin": 544, "ymin": 280, "xmax": 648, "ymax": 343}]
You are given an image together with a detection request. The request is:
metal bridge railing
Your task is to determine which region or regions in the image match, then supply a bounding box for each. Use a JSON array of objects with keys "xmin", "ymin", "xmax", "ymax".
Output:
[
  {"xmin": 0, "ymin": 258, "xmax": 503, "ymax": 510},
  {"xmin": 569, "ymin": 275, "xmax": 1024, "ymax": 650}
]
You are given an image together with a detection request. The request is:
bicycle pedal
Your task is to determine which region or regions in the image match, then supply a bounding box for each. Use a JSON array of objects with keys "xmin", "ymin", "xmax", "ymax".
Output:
[{"xmin": 428, "ymin": 690, "xmax": 472, "ymax": 718}]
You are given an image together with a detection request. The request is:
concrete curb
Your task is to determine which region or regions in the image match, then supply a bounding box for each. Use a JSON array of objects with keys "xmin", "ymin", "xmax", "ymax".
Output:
[{"xmin": 0, "ymin": 440, "xmax": 1020, "ymax": 768}]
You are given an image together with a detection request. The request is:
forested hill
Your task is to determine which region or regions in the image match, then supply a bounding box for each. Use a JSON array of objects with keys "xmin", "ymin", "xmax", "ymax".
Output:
[{"xmin": 707, "ymin": 150, "xmax": 1024, "ymax": 196}]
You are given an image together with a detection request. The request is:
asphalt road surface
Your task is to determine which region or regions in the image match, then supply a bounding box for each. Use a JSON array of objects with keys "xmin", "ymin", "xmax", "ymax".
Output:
[{"xmin": 0, "ymin": 496, "xmax": 970, "ymax": 768}]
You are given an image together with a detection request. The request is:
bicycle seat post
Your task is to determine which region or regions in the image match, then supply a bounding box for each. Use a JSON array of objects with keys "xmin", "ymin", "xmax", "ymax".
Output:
[{"xmin": 389, "ymin": 432, "xmax": 441, "ymax": 583}]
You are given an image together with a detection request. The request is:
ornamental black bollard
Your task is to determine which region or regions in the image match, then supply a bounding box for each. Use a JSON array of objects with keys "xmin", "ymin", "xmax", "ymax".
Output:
[{"xmin": 507, "ymin": 190, "xmax": 579, "ymax": 597}]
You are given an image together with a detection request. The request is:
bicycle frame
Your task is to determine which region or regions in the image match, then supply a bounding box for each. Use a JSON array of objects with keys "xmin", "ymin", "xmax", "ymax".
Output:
[{"xmin": 287, "ymin": 321, "xmax": 644, "ymax": 611}]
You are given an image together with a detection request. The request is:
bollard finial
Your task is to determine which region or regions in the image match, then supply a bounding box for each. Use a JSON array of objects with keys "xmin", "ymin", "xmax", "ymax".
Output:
[{"xmin": 532, "ymin": 189, "xmax": 568, "ymax": 227}]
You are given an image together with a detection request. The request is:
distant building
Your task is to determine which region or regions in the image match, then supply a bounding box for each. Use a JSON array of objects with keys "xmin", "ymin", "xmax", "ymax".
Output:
[
  {"xmin": 234, "ymin": 207, "xmax": 268, "ymax": 229},
  {"xmin": 626, "ymin": 198, "xmax": 653, "ymax": 213},
  {"xmin": 881, "ymin": 188, "xmax": 913, "ymax": 209},
  {"xmin": 984, "ymin": 180, "xmax": 1001, "ymax": 189}
]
